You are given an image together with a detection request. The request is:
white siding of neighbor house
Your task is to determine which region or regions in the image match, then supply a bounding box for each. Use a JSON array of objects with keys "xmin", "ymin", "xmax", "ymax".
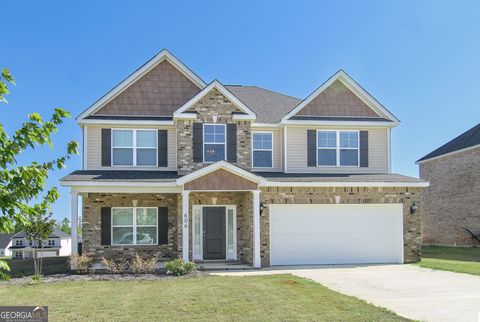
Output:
[
  {"xmin": 85, "ymin": 125, "xmax": 177, "ymax": 171},
  {"xmin": 59, "ymin": 238, "xmax": 71, "ymax": 256},
  {"xmin": 251, "ymin": 127, "xmax": 283, "ymax": 172},
  {"xmin": 286, "ymin": 126, "xmax": 389, "ymax": 173}
]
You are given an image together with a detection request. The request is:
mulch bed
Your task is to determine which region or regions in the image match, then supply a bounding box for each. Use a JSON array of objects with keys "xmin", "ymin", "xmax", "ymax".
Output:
[{"xmin": 2, "ymin": 271, "xmax": 208, "ymax": 285}]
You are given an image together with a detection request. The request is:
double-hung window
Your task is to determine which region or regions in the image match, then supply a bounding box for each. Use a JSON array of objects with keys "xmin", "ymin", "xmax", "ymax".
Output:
[
  {"xmin": 317, "ymin": 130, "xmax": 359, "ymax": 166},
  {"xmin": 112, "ymin": 129, "xmax": 157, "ymax": 166},
  {"xmin": 112, "ymin": 207, "xmax": 158, "ymax": 245},
  {"xmin": 47, "ymin": 239, "xmax": 55, "ymax": 246},
  {"xmin": 203, "ymin": 124, "xmax": 226, "ymax": 163},
  {"xmin": 15, "ymin": 240, "xmax": 23, "ymax": 246},
  {"xmin": 252, "ymin": 132, "xmax": 273, "ymax": 168}
]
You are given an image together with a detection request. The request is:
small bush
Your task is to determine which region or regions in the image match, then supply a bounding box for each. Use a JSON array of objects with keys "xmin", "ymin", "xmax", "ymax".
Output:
[
  {"xmin": 165, "ymin": 258, "xmax": 195, "ymax": 276},
  {"xmin": 101, "ymin": 257, "xmax": 127, "ymax": 274},
  {"xmin": 70, "ymin": 254, "xmax": 93, "ymax": 274},
  {"xmin": 130, "ymin": 254, "xmax": 157, "ymax": 274}
]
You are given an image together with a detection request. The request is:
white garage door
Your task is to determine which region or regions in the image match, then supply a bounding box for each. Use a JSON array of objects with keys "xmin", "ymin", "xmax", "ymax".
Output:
[{"xmin": 270, "ymin": 204, "xmax": 404, "ymax": 266}]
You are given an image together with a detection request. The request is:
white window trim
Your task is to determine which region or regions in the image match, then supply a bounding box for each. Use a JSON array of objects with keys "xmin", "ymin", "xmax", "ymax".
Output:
[
  {"xmin": 202, "ymin": 123, "xmax": 227, "ymax": 164},
  {"xmin": 252, "ymin": 131, "xmax": 274, "ymax": 168},
  {"xmin": 316, "ymin": 130, "xmax": 360, "ymax": 167},
  {"xmin": 111, "ymin": 129, "xmax": 158, "ymax": 167},
  {"xmin": 192, "ymin": 205, "xmax": 237, "ymax": 261},
  {"xmin": 47, "ymin": 239, "xmax": 55, "ymax": 246},
  {"xmin": 15, "ymin": 240, "xmax": 23, "ymax": 246},
  {"xmin": 111, "ymin": 207, "xmax": 159, "ymax": 246}
]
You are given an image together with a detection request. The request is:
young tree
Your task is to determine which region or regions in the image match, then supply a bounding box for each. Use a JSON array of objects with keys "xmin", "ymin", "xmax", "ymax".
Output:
[
  {"xmin": 0, "ymin": 68, "xmax": 78, "ymax": 280},
  {"xmin": 24, "ymin": 212, "xmax": 56, "ymax": 282}
]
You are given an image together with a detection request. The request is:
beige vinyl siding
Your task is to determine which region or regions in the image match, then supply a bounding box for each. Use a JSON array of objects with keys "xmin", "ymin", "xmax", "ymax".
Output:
[
  {"xmin": 286, "ymin": 126, "xmax": 389, "ymax": 173},
  {"xmin": 251, "ymin": 127, "xmax": 283, "ymax": 172},
  {"xmin": 85, "ymin": 125, "xmax": 177, "ymax": 171}
]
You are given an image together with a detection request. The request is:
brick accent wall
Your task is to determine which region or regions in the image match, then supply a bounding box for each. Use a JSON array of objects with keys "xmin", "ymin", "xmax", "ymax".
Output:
[
  {"xmin": 82, "ymin": 187, "xmax": 422, "ymax": 267},
  {"xmin": 177, "ymin": 88, "xmax": 252, "ymax": 175},
  {"xmin": 259, "ymin": 186, "xmax": 422, "ymax": 267},
  {"xmin": 82, "ymin": 193, "xmax": 180, "ymax": 260},
  {"xmin": 420, "ymin": 147, "xmax": 480, "ymax": 245}
]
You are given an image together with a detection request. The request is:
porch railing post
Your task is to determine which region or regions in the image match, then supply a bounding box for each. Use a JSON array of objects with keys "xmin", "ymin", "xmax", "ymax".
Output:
[
  {"xmin": 182, "ymin": 191, "xmax": 190, "ymax": 262},
  {"xmin": 252, "ymin": 190, "xmax": 261, "ymax": 268}
]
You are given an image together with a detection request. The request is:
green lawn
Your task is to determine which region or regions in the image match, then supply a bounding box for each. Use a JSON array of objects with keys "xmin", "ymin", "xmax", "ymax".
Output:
[
  {"xmin": 419, "ymin": 246, "xmax": 480, "ymax": 276},
  {"xmin": 0, "ymin": 274, "xmax": 409, "ymax": 321}
]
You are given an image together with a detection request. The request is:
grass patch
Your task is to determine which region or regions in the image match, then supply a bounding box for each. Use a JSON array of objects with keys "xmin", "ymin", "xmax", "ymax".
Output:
[
  {"xmin": 419, "ymin": 246, "xmax": 480, "ymax": 276},
  {"xmin": 0, "ymin": 274, "xmax": 409, "ymax": 321}
]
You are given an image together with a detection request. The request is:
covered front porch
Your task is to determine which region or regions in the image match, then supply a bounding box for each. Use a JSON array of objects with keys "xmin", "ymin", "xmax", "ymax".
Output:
[
  {"xmin": 177, "ymin": 162, "xmax": 263, "ymax": 268},
  {"xmin": 65, "ymin": 162, "xmax": 263, "ymax": 268},
  {"xmin": 182, "ymin": 190, "xmax": 261, "ymax": 267}
]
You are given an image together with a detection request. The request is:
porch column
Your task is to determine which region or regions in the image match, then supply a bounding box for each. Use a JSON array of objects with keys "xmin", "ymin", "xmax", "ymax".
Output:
[
  {"xmin": 252, "ymin": 190, "xmax": 261, "ymax": 268},
  {"xmin": 70, "ymin": 191, "xmax": 79, "ymax": 268},
  {"xmin": 182, "ymin": 191, "xmax": 190, "ymax": 262}
]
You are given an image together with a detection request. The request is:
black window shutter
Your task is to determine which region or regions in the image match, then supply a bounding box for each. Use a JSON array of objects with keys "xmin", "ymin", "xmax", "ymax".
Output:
[
  {"xmin": 100, "ymin": 207, "xmax": 111, "ymax": 246},
  {"xmin": 158, "ymin": 130, "xmax": 168, "ymax": 167},
  {"xmin": 101, "ymin": 129, "xmax": 111, "ymax": 166},
  {"xmin": 307, "ymin": 130, "xmax": 317, "ymax": 167},
  {"xmin": 227, "ymin": 123, "xmax": 237, "ymax": 162},
  {"xmin": 158, "ymin": 207, "xmax": 168, "ymax": 245},
  {"xmin": 360, "ymin": 130, "xmax": 369, "ymax": 167},
  {"xmin": 193, "ymin": 123, "xmax": 203, "ymax": 162}
]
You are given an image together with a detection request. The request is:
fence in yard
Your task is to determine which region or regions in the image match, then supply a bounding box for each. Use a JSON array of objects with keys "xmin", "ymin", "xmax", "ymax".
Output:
[{"xmin": 6, "ymin": 256, "xmax": 70, "ymax": 277}]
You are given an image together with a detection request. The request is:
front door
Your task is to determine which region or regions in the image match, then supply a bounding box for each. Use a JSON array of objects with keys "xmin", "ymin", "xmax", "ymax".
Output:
[{"xmin": 203, "ymin": 207, "xmax": 226, "ymax": 260}]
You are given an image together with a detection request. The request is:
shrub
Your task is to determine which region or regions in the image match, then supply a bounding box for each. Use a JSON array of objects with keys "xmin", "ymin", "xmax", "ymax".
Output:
[
  {"xmin": 101, "ymin": 257, "xmax": 127, "ymax": 274},
  {"xmin": 165, "ymin": 258, "xmax": 195, "ymax": 276},
  {"xmin": 69, "ymin": 254, "xmax": 93, "ymax": 274},
  {"xmin": 130, "ymin": 254, "xmax": 157, "ymax": 274}
]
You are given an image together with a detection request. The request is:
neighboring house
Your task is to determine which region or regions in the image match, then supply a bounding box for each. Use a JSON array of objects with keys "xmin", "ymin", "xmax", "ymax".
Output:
[
  {"xmin": 417, "ymin": 123, "xmax": 480, "ymax": 246},
  {"xmin": 9, "ymin": 228, "xmax": 72, "ymax": 259},
  {"xmin": 60, "ymin": 50, "xmax": 427, "ymax": 268},
  {"xmin": 0, "ymin": 234, "xmax": 13, "ymax": 257}
]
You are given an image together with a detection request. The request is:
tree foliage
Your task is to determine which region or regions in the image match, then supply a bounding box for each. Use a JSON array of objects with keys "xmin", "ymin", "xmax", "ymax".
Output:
[
  {"xmin": 0, "ymin": 68, "xmax": 78, "ymax": 280},
  {"xmin": 57, "ymin": 217, "xmax": 71, "ymax": 235}
]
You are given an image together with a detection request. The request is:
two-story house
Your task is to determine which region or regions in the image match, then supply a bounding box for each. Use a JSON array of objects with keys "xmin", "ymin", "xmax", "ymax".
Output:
[
  {"xmin": 9, "ymin": 228, "xmax": 71, "ymax": 259},
  {"xmin": 61, "ymin": 50, "xmax": 427, "ymax": 268}
]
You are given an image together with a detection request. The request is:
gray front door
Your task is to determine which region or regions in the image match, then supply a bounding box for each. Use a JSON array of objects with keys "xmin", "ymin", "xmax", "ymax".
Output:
[{"xmin": 203, "ymin": 207, "xmax": 226, "ymax": 260}]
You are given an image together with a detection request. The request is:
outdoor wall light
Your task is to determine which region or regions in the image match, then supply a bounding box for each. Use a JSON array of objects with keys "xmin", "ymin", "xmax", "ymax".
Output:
[
  {"xmin": 410, "ymin": 202, "xmax": 418, "ymax": 215},
  {"xmin": 260, "ymin": 202, "xmax": 264, "ymax": 216}
]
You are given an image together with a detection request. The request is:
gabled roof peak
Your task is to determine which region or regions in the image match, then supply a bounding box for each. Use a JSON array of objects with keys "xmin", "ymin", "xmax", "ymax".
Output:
[
  {"xmin": 281, "ymin": 70, "xmax": 400, "ymax": 125},
  {"xmin": 77, "ymin": 49, "xmax": 206, "ymax": 121},
  {"xmin": 173, "ymin": 80, "xmax": 256, "ymax": 120}
]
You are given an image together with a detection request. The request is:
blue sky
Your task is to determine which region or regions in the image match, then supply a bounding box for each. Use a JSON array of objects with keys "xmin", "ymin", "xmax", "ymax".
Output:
[{"xmin": 2, "ymin": 1, "xmax": 480, "ymax": 221}]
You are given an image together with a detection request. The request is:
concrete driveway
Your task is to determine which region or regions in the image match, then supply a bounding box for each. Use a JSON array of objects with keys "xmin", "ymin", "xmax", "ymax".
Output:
[{"xmin": 213, "ymin": 264, "xmax": 480, "ymax": 322}]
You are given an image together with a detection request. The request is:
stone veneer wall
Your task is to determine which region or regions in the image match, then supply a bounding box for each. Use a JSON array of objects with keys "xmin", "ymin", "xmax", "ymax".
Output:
[
  {"xmin": 177, "ymin": 88, "xmax": 251, "ymax": 175},
  {"xmin": 82, "ymin": 193, "xmax": 180, "ymax": 260},
  {"xmin": 420, "ymin": 147, "xmax": 480, "ymax": 245},
  {"xmin": 187, "ymin": 192, "xmax": 253, "ymax": 264},
  {"xmin": 259, "ymin": 186, "xmax": 422, "ymax": 267}
]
